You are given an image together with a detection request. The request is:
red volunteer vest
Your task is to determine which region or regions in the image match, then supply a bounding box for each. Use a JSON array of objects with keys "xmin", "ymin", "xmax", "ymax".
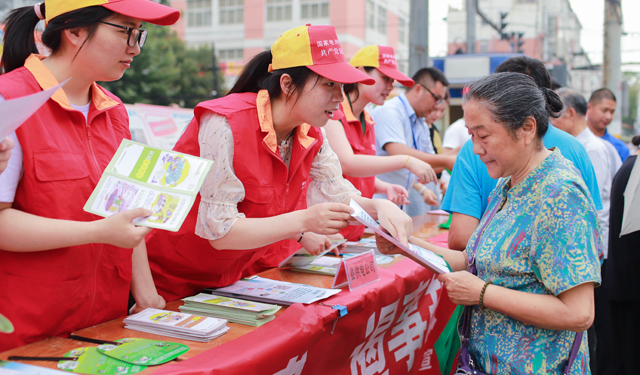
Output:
[
  {"xmin": 0, "ymin": 61, "xmax": 132, "ymax": 352},
  {"xmin": 338, "ymin": 102, "xmax": 376, "ymax": 241},
  {"xmin": 146, "ymin": 92, "xmax": 323, "ymax": 302}
]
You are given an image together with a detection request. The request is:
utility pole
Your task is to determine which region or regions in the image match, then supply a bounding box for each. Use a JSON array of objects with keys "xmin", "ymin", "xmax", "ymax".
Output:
[
  {"xmin": 466, "ymin": 0, "xmax": 476, "ymax": 54},
  {"xmin": 409, "ymin": 0, "xmax": 429, "ymax": 76},
  {"xmin": 603, "ymin": 0, "xmax": 622, "ymax": 135}
]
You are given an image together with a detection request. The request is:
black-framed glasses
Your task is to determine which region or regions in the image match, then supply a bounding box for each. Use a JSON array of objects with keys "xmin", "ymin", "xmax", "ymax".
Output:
[
  {"xmin": 99, "ymin": 21, "xmax": 148, "ymax": 48},
  {"xmin": 418, "ymin": 83, "xmax": 445, "ymax": 105}
]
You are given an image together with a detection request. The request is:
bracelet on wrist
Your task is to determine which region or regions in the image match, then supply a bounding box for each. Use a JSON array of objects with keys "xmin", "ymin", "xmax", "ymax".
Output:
[
  {"xmin": 479, "ymin": 280, "xmax": 493, "ymax": 310},
  {"xmin": 404, "ymin": 156, "xmax": 411, "ymax": 168},
  {"xmin": 297, "ymin": 232, "xmax": 304, "ymax": 242},
  {"xmin": 419, "ymin": 186, "xmax": 427, "ymax": 195}
]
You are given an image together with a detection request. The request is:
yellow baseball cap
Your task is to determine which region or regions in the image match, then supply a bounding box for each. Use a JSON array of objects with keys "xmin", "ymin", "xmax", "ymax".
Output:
[
  {"xmin": 45, "ymin": 0, "xmax": 180, "ymax": 26},
  {"xmin": 350, "ymin": 45, "xmax": 414, "ymax": 87},
  {"xmin": 271, "ymin": 24, "xmax": 375, "ymax": 85}
]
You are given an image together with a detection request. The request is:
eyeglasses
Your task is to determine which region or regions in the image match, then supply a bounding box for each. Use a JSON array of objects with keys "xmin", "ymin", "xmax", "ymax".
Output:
[
  {"xmin": 418, "ymin": 83, "xmax": 445, "ymax": 105},
  {"xmin": 99, "ymin": 21, "xmax": 148, "ymax": 48}
]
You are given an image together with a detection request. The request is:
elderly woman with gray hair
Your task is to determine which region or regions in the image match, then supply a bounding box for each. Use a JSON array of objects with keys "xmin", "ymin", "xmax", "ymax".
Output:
[{"xmin": 377, "ymin": 72, "xmax": 602, "ymax": 374}]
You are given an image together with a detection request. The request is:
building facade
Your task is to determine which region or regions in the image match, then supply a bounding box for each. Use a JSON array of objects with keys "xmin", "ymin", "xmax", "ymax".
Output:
[
  {"xmin": 171, "ymin": 0, "xmax": 411, "ymax": 88},
  {"xmin": 447, "ymin": 0, "xmax": 599, "ymax": 98}
]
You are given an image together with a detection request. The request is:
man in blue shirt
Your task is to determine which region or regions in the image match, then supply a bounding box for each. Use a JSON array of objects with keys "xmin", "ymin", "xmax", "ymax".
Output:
[
  {"xmin": 441, "ymin": 56, "xmax": 602, "ymax": 250},
  {"xmin": 587, "ymin": 88, "xmax": 630, "ymax": 163},
  {"xmin": 373, "ymin": 68, "xmax": 456, "ymax": 216}
]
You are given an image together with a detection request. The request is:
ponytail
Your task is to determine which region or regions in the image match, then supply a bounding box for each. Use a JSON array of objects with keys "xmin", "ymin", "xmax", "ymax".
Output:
[
  {"xmin": 2, "ymin": 5, "xmax": 113, "ymax": 74},
  {"xmin": 540, "ymin": 86, "xmax": 563, "ymax": 119},
  {"xmin": 1, "ymin": 4, "xmax": 43, "ymax": 73},
  {"xmin": 228, "ymin": 50, "xmax": 317, "ymax": 105}
]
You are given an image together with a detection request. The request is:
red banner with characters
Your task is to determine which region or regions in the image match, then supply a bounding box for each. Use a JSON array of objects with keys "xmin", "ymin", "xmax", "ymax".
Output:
[{"xmin": 153, "ymin": 259, "xmax": 458, "ymax": 375}]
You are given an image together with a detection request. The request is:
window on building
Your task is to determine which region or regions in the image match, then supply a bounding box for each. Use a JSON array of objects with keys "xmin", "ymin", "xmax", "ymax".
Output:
[
  {"xmin": 366, "ymin": 0, "xmax": 375, "ymax": 29},
  {"xmin": 218, "ymin": 49, "xmax": 244, "ymax": 61},
  {"xmin": 267, "ymin": 0, "xmax": 292, "ymax": 22},
  {"xmin": 301, "ymin": 0, "xmax": 328, "ymax": 19},
  {"xmin": 219, "ymin": 0, "xmax": 243, "ymax": 24},
  {"xmin": 377, "ymin": 5, "xmax": 387, "ymax": 35},
  {"xmin": 398, "ymin": 18, "xmax": 406, "ymax": 43},
  {"xmin": 187, "ymin": 0, "xmax": 212, "ymax": 27}
]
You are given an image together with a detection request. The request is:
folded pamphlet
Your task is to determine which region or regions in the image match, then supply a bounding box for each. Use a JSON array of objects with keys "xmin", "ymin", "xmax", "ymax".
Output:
[
  {"xmin": 278, "ymin": 239, "xmax": 346, "ymax": 268},
  {"xmin": 84, "ymin": 139, "xmax": 213, "ymax": 231},
  {"xmin": 123, "ymin": 308, "xmax": 228, "ymax": 342},
  {"xmin": 180, "ymin": 294, "xmax": 280, "ymax": 327},
  {"xmin": 205, "ymin": 276, "xmax": 341, "ymax": 305},
  {"xmin": 348, "ymin": 200, "xmax": 451, "ymax": 274}
]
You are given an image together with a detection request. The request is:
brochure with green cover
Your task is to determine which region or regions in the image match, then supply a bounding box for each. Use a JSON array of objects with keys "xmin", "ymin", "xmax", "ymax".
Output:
[
  {"xmin": 83, "ymin": 140, "xmax": 213, "ymax": 232},
  {"xmin": 180, "ymin": 294, "xmax": 280, "ymax": 326},
  {"xmin": 57, "ymin": 347, "xmax": 146, "ymax": 374},
  {"xmin": 97, "ymin": 338, "xmax": 188, "ymax": 366}
]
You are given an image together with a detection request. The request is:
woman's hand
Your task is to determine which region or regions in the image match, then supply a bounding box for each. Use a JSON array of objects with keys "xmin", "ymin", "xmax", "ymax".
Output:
[
  {"xmin": 302, "ymin": 202, "xmax": 353, "ymax": 235},
  {"xmin": 385, "ymin": 184, "xmax": 409, "ymax": 205},
  {"xmin": 94, "ymin": 208, "xmax": 153, "ymax": 248},
  {"xmin": 326, "ymin": 233, "xmax": 346, "ymax": 255},
  {"xmin": 422, "ymin": 187, "xmax": 439, "ymax": 206},
  {"xmin": 373, "ymin": 199, "xmax": 413, "ymax": 246},
  {"xmin": 129, "ymin": 294, "xmax": 166, "ymax": 315},
  {"xmin": 300, "ymin": 232, "xmax": 333, "ymax": 255},
  {"xmin": 438, "ymin": 271, "xmax": 486, "ymax": 306},
  {"xmin": 0, "ymin": 137, "xmax": 14, "ymax": 175},
  {"xmin": 406, "ymin": 157, "xmax": 438, "ymax": 184}
]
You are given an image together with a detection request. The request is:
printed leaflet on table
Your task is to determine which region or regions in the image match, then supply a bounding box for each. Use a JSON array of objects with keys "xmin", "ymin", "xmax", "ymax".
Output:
[
  {"xmin": 123, "ymin": 308, "xmax": 228, "ymax": 343},
  {"xmin": 205, "ymin": 276, "xmax": 341, "ymax": 305},
  {"xmin": 84, "ymin": 140, "xmax": 213, "ymax": 231},
  {"xmin": 278, "ymin": 239, "xmax": 346, "ymax": 268},
  {"xmin": 348, "ymin": 200, "xmax": 451, "ymax": 274},
  {"xmin": 180, "ymin": 294, "xmax": 281, "ymax": 327}
]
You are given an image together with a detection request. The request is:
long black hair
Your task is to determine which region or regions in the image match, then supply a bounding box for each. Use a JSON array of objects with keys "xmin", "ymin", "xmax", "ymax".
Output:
[
  {"xmin": 227, "ymin": 50, "xmax": 318, "ymax": 104},
  {"xmin": 2, "ymin": 4, "xmax": 114, "ymax": 73}
]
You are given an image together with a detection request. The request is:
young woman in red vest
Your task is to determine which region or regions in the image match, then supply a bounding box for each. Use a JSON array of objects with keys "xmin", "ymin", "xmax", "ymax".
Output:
[
  {"xmin": 323, "ymin": 45, "xmax": 438, "ymax": 241},
  {"xmin": 0, "ymin": 0, "xmax": 178, "ymax": 351},
  {"xmin": 145, "ymin": 25, "xmax": 413, "ymax": 303}
]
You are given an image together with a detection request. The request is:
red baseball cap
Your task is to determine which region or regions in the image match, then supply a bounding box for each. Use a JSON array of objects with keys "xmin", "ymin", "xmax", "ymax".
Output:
[
  {"xmin": 45, "ymin": 0, "xmax": 180, "ymax": 26},
  {"xmin": 350, "ymin": 45, "xmax": 414, "ymax": 87},
  {"xmin": 271, "ymin": 25, "xmax": 375, "ymax": 85}
]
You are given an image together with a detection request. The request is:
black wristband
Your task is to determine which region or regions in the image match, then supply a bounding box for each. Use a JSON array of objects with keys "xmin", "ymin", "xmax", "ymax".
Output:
[{"xmin": 297, "ymin": 232, "xmax": 304, "ymax": 242}]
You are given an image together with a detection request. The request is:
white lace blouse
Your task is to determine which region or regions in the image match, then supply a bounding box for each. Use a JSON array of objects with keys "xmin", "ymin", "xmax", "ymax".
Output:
[{"xmin": 195, "ymin": 110, "xmax": 360, "ymax": 240}]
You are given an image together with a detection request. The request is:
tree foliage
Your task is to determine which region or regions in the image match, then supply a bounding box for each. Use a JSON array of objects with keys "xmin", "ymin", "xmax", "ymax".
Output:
[{"xmin": 100, "ymin": 24, "xmax": 224, "ymax": 108}]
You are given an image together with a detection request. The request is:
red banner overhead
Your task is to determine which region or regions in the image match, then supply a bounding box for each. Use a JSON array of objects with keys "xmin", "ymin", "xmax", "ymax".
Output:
[{"xmin": 153, "ymin": 259, "xmax": 457, "ymax": 375}]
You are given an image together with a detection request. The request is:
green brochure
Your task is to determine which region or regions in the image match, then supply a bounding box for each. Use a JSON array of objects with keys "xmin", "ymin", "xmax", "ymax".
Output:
[
  {"xmin": 97, "ymin": 338, "xmax": 189, "ymax": 366},
  {"xmin": 57, "ymin": 347, "xmax": 145, "ymax": 375},
  {"xmin": 83, "ymin": 139, "xmax": 213, "ymax": 232}
]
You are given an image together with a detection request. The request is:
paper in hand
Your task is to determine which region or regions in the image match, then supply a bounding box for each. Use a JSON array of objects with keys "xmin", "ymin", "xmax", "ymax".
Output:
[
  {"xmin": 0, "ymin": 78, "xmax": 71, "ymax": 140},
  {"xmin": 348, "ymin": 200, "xmax": 451, "ymax": 274}
]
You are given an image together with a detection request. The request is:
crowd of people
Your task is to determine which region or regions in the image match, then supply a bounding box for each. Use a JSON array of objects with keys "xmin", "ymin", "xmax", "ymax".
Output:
[{"xmin": 0, "ymin": 1, "xmax": 639, "ymax": 374}]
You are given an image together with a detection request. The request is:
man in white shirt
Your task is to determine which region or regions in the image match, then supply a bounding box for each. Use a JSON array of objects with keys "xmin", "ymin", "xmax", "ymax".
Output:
[
  {"xmin": 442, "ymin": 88, "xmax": 471, "ymax": 155},
  {"xmin": 552, "ymin": 88, "xmax": 621, "ymax": 375}
]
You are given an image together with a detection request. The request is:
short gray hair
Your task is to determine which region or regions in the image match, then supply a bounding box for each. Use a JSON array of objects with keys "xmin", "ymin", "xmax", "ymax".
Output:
[
  {"xmin": 556, "ymin": 88, "xmax": 588, "ymax": 116},
  {"xmin": 463, "ymin": 72, "xmax": 563, "ymax": 141}
]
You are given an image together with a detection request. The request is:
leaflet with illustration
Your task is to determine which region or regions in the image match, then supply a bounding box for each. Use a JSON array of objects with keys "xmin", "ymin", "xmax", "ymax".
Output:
[
  {"xmin": 205, "ymin": 276, "xmax": 341, "ymax": 305},
  {"xmin": 278, "ymin": 239, "xmax": 347, "ymax": 268},
  {"xmin": 1, "ymin": 360, "xmax": 69, "ymax": 375},
  {"xmin": 84, "ymin": 140, "xmax": 212, "ymax": 231},
  {"xmin": 180, "ymin": 294, "xmax": 280, "ymax": 327},
  {"xmin": 123, "ymin": 308, "xmax": 228, "ymax": 342},
  {"xmin": 348, "ymin": 200, "xmax": 451, "ymax": 274}
]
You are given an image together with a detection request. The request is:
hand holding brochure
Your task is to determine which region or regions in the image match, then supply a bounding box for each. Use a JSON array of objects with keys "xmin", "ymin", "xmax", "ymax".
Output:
[
  {"xmin": 348, "ymin": 200, "xmax": 450, "ymax": 274},
  {"xmin": 84, "ymin": 140, "xmax": 213, "ymax": 231}
]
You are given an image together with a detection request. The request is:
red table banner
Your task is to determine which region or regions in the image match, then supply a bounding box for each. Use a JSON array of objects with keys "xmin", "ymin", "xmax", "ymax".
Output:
[{"xmin": 153, "ymin": 259, "xmax": 458, "ymax": 375}]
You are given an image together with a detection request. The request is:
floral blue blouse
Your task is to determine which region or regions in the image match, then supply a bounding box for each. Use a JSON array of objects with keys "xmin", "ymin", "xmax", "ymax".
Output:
[{"xmin": 463, "ymin": 149, "xmax": 602, "ymax": 374}]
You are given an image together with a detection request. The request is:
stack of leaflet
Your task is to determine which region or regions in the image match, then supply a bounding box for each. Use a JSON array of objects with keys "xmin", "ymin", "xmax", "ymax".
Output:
[
  {"xmin": 344, "ymin": 237, "xmax": 383, "ymax": 255},
  {"xmin": 279, "ymin": 239, "xmax": 346, "ymax": 276},
  {"xmin": 291, "ymin": 255, "xmax": 342, "ymax": 276},
  {"xmin": 205, "ymin": 276, "xmax": 341, "ymax": 305},
  {"xmin": 123, "ymin": 308, "xmax": 229, "ymax": 342},
  {"xmin": 180, "ymin": 294, "xmax": 281, "ymax": 327}
]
